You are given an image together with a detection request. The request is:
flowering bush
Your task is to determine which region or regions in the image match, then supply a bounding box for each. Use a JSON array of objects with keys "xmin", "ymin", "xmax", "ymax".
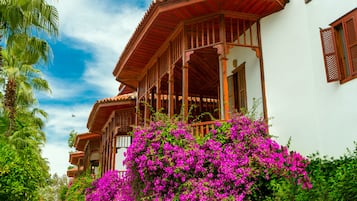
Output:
[
  {"xmin": 65, "ymin": 173, "xmax": 93, "ymax": 201},
  {"xmin": 270, "ymin": 143, "xmax": 357, "ymax": 201},
  {"xmin": 123, "ymin": 114, "xmax": 311, "ymax": 201},
  {"xmin": 86, "ymin": 170, "xmax": 133, "ymax": 201}
]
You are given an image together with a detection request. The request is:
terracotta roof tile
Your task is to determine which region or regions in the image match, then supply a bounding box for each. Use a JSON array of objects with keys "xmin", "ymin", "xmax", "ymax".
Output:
[
  {"xmin": 96, "ymin": 92, "xmax": 136, "ymax": 104},
  {"xmin": 87, "ymin": 93, "xmax": 136, "ymax": 133}
]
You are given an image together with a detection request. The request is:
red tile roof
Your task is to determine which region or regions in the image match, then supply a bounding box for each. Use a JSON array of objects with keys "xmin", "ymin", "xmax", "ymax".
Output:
[
  {"xmin": 113, "ymin": 0, "xmax": 287, "ymax": 88},
  {"xmin": 87, "ymin": 93, "xmax": 136, "ymax": 134}
]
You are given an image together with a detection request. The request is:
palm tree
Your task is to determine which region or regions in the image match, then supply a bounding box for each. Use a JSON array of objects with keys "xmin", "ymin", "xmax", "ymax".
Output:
[
  {"xmin": 1, "ymin": 33, "xmax": 51, "ymax": 135},
  {"xmin": 0, "ymin": 0, "xmax": 59, "ymax": 37},
  {"xmin": 0, "ymin": 0, "xmax": 58, "ymax": 134},
  {"xmin": 0, "ymin": 2, "xmax": 58, "ymax": 198}
]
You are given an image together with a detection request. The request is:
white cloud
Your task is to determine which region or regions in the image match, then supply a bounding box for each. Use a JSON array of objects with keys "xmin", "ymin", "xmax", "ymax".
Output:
[
  {"xmin": 41, "ymin": 0, "xmax": 147, "ymax": 176},
  {"xmin": 43, "ymin": 104, "xmax": 92, "ymax": 140},
  {"xmin": 38, "ymin": 75, "xmax": 87, "ymax": 100},
  {"xmin": 40, "ymin": 102, "xmax": 93, "ymax": 176},
  {"xmin": 42, "ymin": 142, "xmax": 72, "ymax": 176},
  {"xmin": 54, "ymin": 0, "xmax": 146, "ymax": 97}
]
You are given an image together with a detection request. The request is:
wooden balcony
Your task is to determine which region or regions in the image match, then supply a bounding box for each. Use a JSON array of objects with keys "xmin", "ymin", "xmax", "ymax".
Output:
[
  {"xmin": 118, "ymin": 170, "xmax": 127, "ymax": 179},
  {"xmin": 191, "ymin": 120, "xmax": 223, "ymax": 137}
]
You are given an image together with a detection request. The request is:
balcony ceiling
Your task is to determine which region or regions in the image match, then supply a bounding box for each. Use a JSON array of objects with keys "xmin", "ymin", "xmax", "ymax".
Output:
[
  {"xmin": 74, "ymin": 133, "xmax": 101, "ymax": 151},
  {"xmin": 69, "ymin": 151, "xmax": 84, "ymax": 165},
  {"xmin": 114, "ymin": 0, "xmax": 287, "ymax": 88}
]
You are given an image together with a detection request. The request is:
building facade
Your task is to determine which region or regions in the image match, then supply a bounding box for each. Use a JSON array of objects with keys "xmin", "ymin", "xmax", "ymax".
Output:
[
  {"xmin": 260, "ymin": 0, "xmax": 356, "ymax": 157},
  {"xmin": 67, "ymin": 0, "xmax": 357, "ymax": 178},
  {"xmin": 113, "ymin": 0, "xmax": 357, "ymax": 158}
]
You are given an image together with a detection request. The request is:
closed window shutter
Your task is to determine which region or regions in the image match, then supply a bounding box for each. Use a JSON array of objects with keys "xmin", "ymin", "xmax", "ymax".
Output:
[
  {"xmin": 320, "ymin": 27, "xmax": 341, "ymax": 82},
  {"xmin": 237, "ymin": 66, "xmax": 247, "ymax": 110},
  {"xmin": 344, "ymin": 15, "xmax": 357, "ymax": 75}
]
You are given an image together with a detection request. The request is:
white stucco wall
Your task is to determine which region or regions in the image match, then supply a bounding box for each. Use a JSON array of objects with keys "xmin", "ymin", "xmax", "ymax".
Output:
[{"xmin": 261, "ymin": 0, "xmax": 357, "ymax": 157}]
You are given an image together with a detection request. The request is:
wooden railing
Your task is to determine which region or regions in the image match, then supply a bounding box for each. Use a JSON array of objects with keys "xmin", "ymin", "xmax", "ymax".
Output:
[
  {"xmin": 191, "ymin": 120, "xmax": 223, "ymax": 137},
  {"xmin": 118, "ymin": 170, "xmax": 127, "ymax": 179}
]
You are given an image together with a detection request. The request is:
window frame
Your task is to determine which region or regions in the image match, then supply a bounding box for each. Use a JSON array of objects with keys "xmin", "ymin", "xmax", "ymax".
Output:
[{"xmin": 320, "ymin": 8, "xmax": 357, "ymax": 84}]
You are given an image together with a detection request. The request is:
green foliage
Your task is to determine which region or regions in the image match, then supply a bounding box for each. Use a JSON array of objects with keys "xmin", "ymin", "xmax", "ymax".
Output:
[
  {"xmin": 266, "ymin": 142, "xmax": 357, "ymax": 201},
  {"xmin": 0, "ymin": 1, "xmax": 59, "ymax": 200},
  {"xmin": 38, "ymin": 174, "xmax": 69, "ymax": 201},
  {"xmin": 65, "ymin": 172, "xmax": 93, "ymax": 201},
  {"xmin": 0, "ymin": 137, "xmax": 50, "ymax": 201},
  {"xmin": 59, "ymin": 184, "xmax": 68, "ymax": 201},
  {"xmin": 240, "ymin": 97, "xmax": 263, "ymax": 120},
  {"xmin": 67, "ymin": 130, "xmax": 78, "ymax": 148}
]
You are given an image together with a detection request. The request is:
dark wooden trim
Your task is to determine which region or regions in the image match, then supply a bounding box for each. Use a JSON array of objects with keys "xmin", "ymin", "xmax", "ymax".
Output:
[
  {"xmin": 156, "ymin": 59, "xmax": 162, "ymax": 111},
  {"xmin": 168, "ymin": 52, "xmax": 175, "ymax": 117},
  {"xmin": 257, "ymin": 21, "xmax": 269, "ymax": 123},
  {"xmin": 182, "ymin": 62, "xmax": 189, "ymax": 118}
]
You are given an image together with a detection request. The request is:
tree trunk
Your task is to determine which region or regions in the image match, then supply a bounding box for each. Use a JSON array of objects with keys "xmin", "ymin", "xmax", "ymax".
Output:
[{"xmin": 4, "ymin": 78, "xmax": 17, "ymax": 136}]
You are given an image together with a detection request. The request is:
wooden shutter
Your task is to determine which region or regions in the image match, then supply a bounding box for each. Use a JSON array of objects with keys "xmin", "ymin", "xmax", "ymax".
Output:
[
  {"xmin": 237, "ymin": 66, "xmax": 247, "ymax": 110},
  {"xmin": 232, "ymin": 63, "xmax": 247, "ymax": 112},
  {"xmin": 320, "ymin": 27, "xmax": 341, "ymax": 82},
  {"xmin": 344, "ymin": 14, "xmax": 357, "ymax": 75}
]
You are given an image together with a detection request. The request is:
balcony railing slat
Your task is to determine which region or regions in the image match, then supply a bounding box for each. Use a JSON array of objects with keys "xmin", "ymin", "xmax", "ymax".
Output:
[{"xmin": 191, "ymin": 120, "xmax": 223, "ymax": 137}]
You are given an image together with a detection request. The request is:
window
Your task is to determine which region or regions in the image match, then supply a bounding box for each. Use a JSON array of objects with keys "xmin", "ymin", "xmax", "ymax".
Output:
[
  {"xmin": 116, "ymin": 135, "xmax": 131, "ymax": 152},
  {"xmin": 320, "ymin": 8, "xmax": 357, "ymax": 83},
  {"xmin": 228, "ymin": 62, "xmax": 247, "ymax": 113},
  {"xmin": 115, "ymin": 135, "xmax": 131, "ymax": 171}
]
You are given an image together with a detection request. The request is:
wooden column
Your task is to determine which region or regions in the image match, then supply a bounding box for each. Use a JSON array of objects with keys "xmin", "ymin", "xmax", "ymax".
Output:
[
  {"xmin": 218, "ymin": 15, "xmax": 230, "ymax": 120},
  {"xmin": 111, "ymin": 131, "xmax": 116, "ymax": 170},
  {"xmin": 156, "ymin": 61, "xmax": 162, "ymax": 111},
  {"xmin": 168, "ymin": 65, "xmax": 174, "ymax": 117},
  {"xmin": 257, "ymin": 21, "xmax": 269, "ymax": 122},
  {"xmin": 182, "ymin": 51, "xmax": 193, "ymax": 119},
  {"xmin": 144, "ymin": 74, "xmax": 149, "ymax": 124},
  {"xmin": 135, "ymin": 93, "xmax": 140, "ymax": 126},
  {"xmin": 168, "ymin": 42, "xmax": 175, "ymax": 117},
  {"xmin": 151, "ymin": 89, "xmax": 155, "ymax": 112},
  {"xmin": 221, "ymin": 56, "xmax": 230, "ymax": 120},
  {"xmin": 182, "ymin": 62, "xmax": 189, "ymax": 118},
  {"xmin": 214, "ymin": 44, "xmax": 230, "ymax": 120}
]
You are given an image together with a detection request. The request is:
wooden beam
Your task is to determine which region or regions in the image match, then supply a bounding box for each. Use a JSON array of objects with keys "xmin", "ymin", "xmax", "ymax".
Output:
[{"xmin": 257, "ymin": 21, "xmax": 269, "ymax": 122}]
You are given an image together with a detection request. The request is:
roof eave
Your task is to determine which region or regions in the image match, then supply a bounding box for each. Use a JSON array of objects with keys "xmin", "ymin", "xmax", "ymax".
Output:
[
  {"xmin": 113, "ymin": 0, "xmax": 287, "ymax": 85},
  {"xmin": 113, "ymin": 0, "xmax": 206, "ymax": 79}
]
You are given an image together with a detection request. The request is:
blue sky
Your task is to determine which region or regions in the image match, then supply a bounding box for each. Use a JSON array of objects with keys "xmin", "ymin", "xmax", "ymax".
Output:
[{"xmin": 41, "ymin": 0, "xmax": 152, "ymax": 176}]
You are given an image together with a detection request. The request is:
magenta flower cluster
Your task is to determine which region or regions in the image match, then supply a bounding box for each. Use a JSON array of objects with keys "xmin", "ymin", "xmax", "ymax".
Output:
[
  {"xmin": 85, "ymin": 170, "xmax": 133, "ymax": 201},
  {"xmin": 122, "ymin": 115, "xmax": 311, "ymax": 200}
]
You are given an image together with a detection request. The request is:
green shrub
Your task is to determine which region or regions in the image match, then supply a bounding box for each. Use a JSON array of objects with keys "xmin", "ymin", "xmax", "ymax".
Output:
[
  {"xmin": 65, "ymin": 172, "xmax": 93, "ymax": 201},
  {"xmin": 268, "ymin": 142, "xmax": 357, "ymax": 201}
]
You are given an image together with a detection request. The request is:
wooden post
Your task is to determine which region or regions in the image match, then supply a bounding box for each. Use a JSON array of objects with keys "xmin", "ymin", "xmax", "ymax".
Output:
[
  {"xmin": 168, "ymin": 65, "xmax": 174, "ymax": 117},
  {"xmin": 217, "ymin": 15, "xmax": 230, "ymax": 120},
  {"xmin": 182, "ymin": 62, "xmax": 189, "ymax": 118},
  {"xmin": 151, "ymin": 89, "xmax": 155, "ymax": 112},
  {"xmin": 144, "ymin": 75, "xmax": 149, "ymax": 124},
  {"xmin": 257, "ymin": 21, "xmax": 269, "ymax": 122},
  {"xmin": 182, "ymin": 51, "xmax": 193, "ymax": 119},
  {"xmin": 156, "ymin": 61, "xmax": 162, "ymax": 111},
  {"xmin": 221, "ymin": 57, "xmax": 230, "ymax": 120}
]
